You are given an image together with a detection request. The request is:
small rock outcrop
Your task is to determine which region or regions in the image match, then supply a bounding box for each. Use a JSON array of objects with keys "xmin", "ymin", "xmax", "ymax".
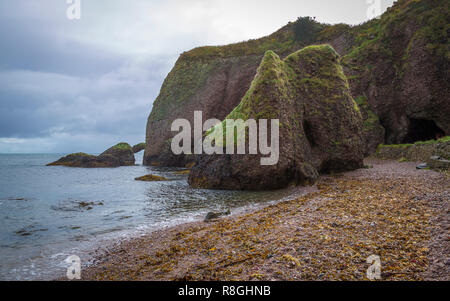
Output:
[
  {"xmin": 189, "ymin": 45, "xmax": 364, "ymax": 190},
  {"xmin": 100, "ymin": 143, "xmax": 135, "ymax": 166},
  {"xmin": 47, "ymin": 153, "xmax": 120, "ymax": 168},
  {"xmin": 132, "ymin": 143, "xmax": 146, "ymax": 153},
  {"xmin": 47, "ymin": 143, "xmax": 135, "ymax": 168}
]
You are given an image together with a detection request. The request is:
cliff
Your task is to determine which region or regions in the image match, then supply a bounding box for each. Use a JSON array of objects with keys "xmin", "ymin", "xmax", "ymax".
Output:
[{"xmin": 144, "ymin": 0, "xmax": 449, "ymax": 167}]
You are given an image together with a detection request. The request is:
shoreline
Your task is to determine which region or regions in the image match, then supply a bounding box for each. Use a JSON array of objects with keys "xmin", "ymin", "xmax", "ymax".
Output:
[{"xmin": 78, "ymin": 159, "xmax": 449, "ymax": 281}]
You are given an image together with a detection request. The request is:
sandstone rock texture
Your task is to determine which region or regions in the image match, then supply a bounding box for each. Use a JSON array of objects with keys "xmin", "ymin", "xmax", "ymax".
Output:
[
  {"xmin": 47, "ymin": 143, "xmax": 135, "ymax": 168},
  {"xmin": 188, "ymin": 46, "xmax": 364, "ymax": 190},
  {"xmin": 144, "ymin": 0, "xmax": 449, "ymax": 166}
]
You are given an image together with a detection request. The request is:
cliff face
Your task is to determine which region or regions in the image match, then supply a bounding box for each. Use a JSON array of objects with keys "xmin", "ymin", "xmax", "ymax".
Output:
[
  {"xmin": 341, "ymin": 0, "xmax": 449, "ymax": 151},
  {"xmin": 145, "ymin": 0, "xmax": 449, "ymax": 166},
  {"xmin": 144, "ymin": 54, "xmax": 262, "ymax": 166},
  {"xmin": 188, "ymin": 46, "xmax": 364, "ymax": 190},
  {"xmin": 144, "ymin": 24, "xmax": 315, "ymax": 167}
]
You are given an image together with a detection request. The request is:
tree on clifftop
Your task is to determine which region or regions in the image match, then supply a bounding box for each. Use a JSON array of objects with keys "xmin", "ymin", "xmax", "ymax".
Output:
[{"xmin": 293, "ymin": 16, "xmax": 322, "ymax": 43}]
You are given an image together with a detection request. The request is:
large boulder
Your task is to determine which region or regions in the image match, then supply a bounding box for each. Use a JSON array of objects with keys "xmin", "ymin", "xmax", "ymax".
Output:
[{"xmin": 188, "ymin": 45, "xmax": 364, "ymax": 190}]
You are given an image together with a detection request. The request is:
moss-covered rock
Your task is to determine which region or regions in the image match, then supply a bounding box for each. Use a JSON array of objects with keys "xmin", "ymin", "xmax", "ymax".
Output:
[
  {"xmin": 135, "ymin": 174, "xmax": 168, "ymax": 182},
  {"xmin": 100, "ymin": 143, "xmax": 135, "ymax": 166},
  {"xmin": 189, "ymin": 45, "xmax": 364, "ymax": 190},
  {"xmin": 48, "ymin": 143, "xmax": 135, "ymax": 168},
  {"xmin": 47, "ymin": 153, "xmax": 102, "ymax": 168}
]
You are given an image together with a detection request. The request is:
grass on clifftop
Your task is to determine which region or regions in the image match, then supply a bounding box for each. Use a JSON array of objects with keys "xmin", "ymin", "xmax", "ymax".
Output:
[{"xmin": 112, "ymin": 143, "xmax": 132, "ymax": 150}]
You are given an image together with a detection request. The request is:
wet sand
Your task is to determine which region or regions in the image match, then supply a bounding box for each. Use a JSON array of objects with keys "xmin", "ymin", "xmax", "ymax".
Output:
[{"xmin": 79, "ymin": 159, "xmax": 449, "ymax": 281}]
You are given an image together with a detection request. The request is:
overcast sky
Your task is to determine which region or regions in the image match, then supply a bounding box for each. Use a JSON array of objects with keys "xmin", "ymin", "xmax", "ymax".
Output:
[{"xmin": 0, "ymin": 0, "xmax": 394, "ymax": 153}]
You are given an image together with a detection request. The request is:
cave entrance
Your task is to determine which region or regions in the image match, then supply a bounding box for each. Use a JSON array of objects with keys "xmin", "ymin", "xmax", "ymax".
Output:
[{"xmin": 402, "ymin": 118, "xmax": 445, "ymax": 143}]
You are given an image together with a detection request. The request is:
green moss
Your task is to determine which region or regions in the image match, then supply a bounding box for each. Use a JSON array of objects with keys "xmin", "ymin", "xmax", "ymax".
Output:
[
  {"xmin": 135, "ymin": 174, "xmax": 168, "ymax": 182},
  {"xmin": 342, "ymin": 0, "xmax": 448, "ymax": 82},
  {"xmin": 134, "ymin": 143, "xmax": 146, "ymax": 149},
  {"xmin": 377, "ymin": 136, "xmax": 450, "ymax": 151},
  {"xmin": 438, "ymin": 136, "xmax": 450, "ymax": 143},
  {"xmin": 415, "ymin": 136, "xmax": 450, "ymax": 145},
  {"xmin": 317, "ymin": 23, "xmax": 351, "ymax": 41},
  {"xmin": 70, "ymin": 152, "xmax": 93, "ymax": 157},
  {"xmin": 112, "ymin": 143, "xmax": 132, "ymax": 151},
  {"xmin": 354, "ymin": 95, "xmax": 381, "ymax": 131}
]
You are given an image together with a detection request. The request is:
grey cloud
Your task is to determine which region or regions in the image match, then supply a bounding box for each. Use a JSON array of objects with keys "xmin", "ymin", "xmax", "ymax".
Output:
[{"xmin": 0, "ymin": 0, "xmax": 394, "ymax": 153}]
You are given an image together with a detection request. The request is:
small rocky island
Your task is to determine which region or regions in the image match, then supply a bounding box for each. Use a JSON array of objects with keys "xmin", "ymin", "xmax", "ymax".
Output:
[{"xmin": 47, "ymin": 142, "xmax": 135, "ymax": 168}]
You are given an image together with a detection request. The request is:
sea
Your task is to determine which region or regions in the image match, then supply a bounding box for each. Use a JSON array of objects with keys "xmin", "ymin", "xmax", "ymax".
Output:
[{"xmin": 0, "ymin": 153, "xmax": 299, "ymax": 280}]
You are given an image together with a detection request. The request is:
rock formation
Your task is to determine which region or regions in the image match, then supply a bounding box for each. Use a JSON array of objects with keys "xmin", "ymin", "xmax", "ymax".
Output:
[
  {"xmin": 47, "ymin": 153, "xmax": 115, "ymax": 168},
  {"xmin": 132, "ymin": 143, "xmax": 146, "ymax": 153},
  {"xmin": 47, "ymin": 143, "xmax": 135, "ymax": 168},
  {"xmin": 188, "ymin": 45, "xmax": 364, "ymax": 190},
  {"xmin": 144, "ymin": 0, "xmax": 449, "ymax": 166}
]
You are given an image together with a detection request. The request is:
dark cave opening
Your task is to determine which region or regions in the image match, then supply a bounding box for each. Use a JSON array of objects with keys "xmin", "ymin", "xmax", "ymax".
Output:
[{"xmin": 402, "ymin": 118, "xmax": 445, "ymax": 144}]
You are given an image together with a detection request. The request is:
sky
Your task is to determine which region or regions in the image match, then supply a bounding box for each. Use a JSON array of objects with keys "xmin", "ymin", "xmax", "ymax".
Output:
[{"xmin": 0, "ymin": 0, "xmax": 394, "ymax": 153}]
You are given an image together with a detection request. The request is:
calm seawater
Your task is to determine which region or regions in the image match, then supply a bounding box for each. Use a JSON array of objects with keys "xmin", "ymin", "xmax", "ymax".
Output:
[{"xmin": 0, "ymin": 153, "xmax": 297, "ymax": 280}]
